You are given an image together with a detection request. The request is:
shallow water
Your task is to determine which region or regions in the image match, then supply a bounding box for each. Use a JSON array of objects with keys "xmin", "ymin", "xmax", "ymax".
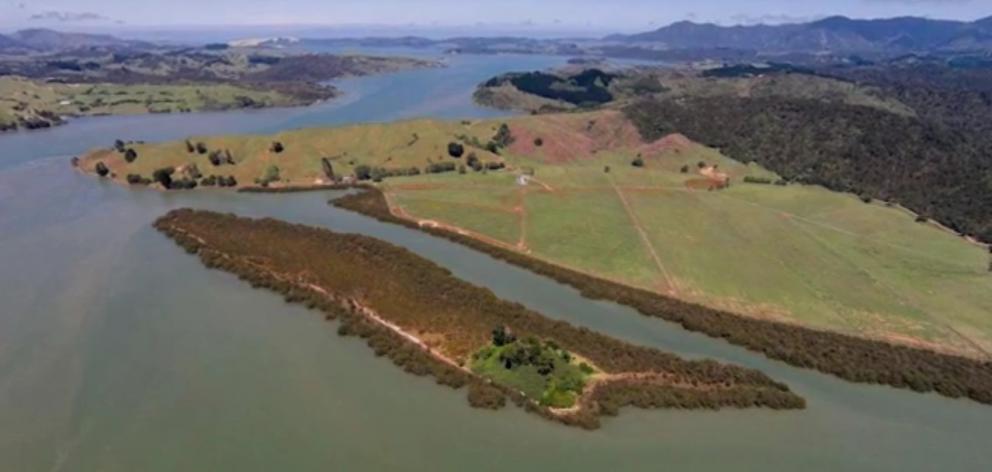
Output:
[{"xmin": 1, "ymin": 52, "xmax": 990, "ymax": 471}]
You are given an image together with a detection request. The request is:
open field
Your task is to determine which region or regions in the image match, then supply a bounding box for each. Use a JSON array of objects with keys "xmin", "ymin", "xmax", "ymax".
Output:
[{"xmin": 79, "ymin": 109, "xmax": 992, "ymax": 360}]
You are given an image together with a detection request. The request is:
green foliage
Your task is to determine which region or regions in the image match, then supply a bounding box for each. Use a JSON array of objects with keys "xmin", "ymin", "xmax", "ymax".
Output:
[
  {"xmin": 743, "ymin": 176, "xmax": 773, "ymax": 184},
  {"xmin": 471, "ymin": 336, "xmax": 590, "ymax": 407},
  {"xmin": 152, "ymin": 167, "xmax": 175, "ymax": 188},
  {"xmin": 493, "ymin": 123, "xmax": 515, "ymax": 148},
  {"xmin": 447, "ymin": 142, "xmax": 465, "ymax": 158},
  {"xmin": 255, "ymin": 165, "xmax": 280, "ymax": 186},
  {"xmin": 625, "ymin": 95, "xmax": 992, "ymax": 242}
]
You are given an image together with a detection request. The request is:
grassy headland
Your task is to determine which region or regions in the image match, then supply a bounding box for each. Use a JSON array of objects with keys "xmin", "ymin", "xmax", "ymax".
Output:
[
  {"xmin": 0, "ymin": 76, "xmax": 309, "ymax": 131},
  {"xmin": 154, "ymin": 208, "xmax": 803, "ymax": 428},
  {"xmin": 0, "ymin": 50, "xmax": 438, "ymax": 132}
]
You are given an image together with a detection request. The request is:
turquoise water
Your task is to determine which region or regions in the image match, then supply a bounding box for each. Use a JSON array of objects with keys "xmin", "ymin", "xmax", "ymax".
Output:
[{"xmin": 1, "ymin": 52, "xmax": 990, "ymax": 471}]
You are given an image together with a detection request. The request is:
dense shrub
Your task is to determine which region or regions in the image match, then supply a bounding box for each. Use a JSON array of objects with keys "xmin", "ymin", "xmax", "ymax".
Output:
[
  {"xmin": 94, "ymin": 161, "xmax": 109, "ymax": 177},
  {"xmin": 426, "ymin": 162, "xmax": 457, "ymax": 174},
  {"xmin": 126, "ymin": 173, "xmax": 151, "ymax": 185},
  {"xmin": 124, "ymin": 148, "xmax": 138, "ymax": 163},
  {"xmin": 256, "ymin": 165, "xmax": 281, "ymax": 186},
  {"xmin": 448, "ymin": 142, "xmax": 465, "ymax": 158},
  {"xmin": 152, "ymin": 167, "xmax": 175, "ymax": 189},
  {"xmin": 270, "ymin": 141, "xmax": 284, "ymax": 153}
]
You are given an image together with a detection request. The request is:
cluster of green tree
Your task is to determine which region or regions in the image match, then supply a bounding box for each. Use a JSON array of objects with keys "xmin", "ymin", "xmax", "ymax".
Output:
[
  {"xmin": 484, "ymin": 69, "xmax": 616, "ymax": 107},
  {"xmin": 199, "ymin": 175, "xmax": 238, "ymax": 187},
  {"xmin": 126, "ymin": 173, "xmax": 151, "ymax": 185},
  {"xmin": 701, "ymin": 63, "xmax": 815, "ymax": 78},
  {"xmin": 149, "ymin": 166, "xmax": 197, "ymax": 189},
  {"xmin": 185, "ymin": 140, "xmax": 209, "ymax": 155},
  {"xmin": 207, "ymin": 149, "xmax": 236, "ymax": 166},
  {"xmin": 473, "ymin": 331, "xmax": 590, "ymax": 408},
  {"xmin": 111, "ymin": 139, "xmax": 140, "ymax": 163},
  {"xmin": 333, "ymin": 188, "xmax": 992, "ymax": 406},
  {"xmin": 624, "ymin": 96, "xmax": 992, "ymax": 242},
  {"xmin": 425, "ymin": 162, "xmax": 456, "ymax": 174},
  {"xmin": 155, "ymin": 207, "xmax": 803, "ymax": 428},
  {"xmin": 355, "ymin": 165, "xmax": 423, "ymax": 182}
]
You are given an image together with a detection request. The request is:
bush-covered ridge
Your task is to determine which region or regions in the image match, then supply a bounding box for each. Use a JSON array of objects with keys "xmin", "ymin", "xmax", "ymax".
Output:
[
  {"xmin": 332, "ymin": 187, "xmax": 992, "ymax": 406},
  {"xmin": 623, "ymin": 96, "xmax": 992, "ymax": 243},
  {"xmin": 153, "ymin": 208, "xmax": 804, "ymax": 429}
]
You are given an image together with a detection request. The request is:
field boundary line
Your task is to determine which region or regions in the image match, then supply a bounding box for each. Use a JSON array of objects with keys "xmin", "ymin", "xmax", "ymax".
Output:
[{"xmin": 608, "ymin": 177, "xmax": 679, "ymax": 296}]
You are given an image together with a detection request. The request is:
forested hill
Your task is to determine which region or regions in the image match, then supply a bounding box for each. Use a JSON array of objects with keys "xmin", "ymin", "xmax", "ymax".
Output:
[{"xmin": 624, "ymin": 96, "xmax": 992, "ymax": 243}]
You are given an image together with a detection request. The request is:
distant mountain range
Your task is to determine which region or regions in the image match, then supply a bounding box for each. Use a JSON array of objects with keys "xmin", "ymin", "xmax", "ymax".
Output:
[
  {"xmin": 0, "ymin": 28, "xmax": 151, "ymax": 53},
  {"xmin": 3, "ymin": 15, "xmax": 992, "ymax": 57},
  {"xmin": 611, "ymin": 15, "xmax": 992, "ymax": 53}
]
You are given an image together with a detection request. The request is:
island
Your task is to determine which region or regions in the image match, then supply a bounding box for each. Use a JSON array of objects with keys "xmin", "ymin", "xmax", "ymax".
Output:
[{"xmin": 154, "ymin": 208, "xmax": 804, "ymax": 428}]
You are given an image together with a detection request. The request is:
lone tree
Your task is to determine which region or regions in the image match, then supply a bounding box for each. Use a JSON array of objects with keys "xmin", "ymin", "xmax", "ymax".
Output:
[
  {"xmin": 631, "ymin": 156, "xmax": 645, "ymax": 167},
  {"xmin": 447, "ymin": 142, "xmax": 465, "ymax": 158},
  {"xmin": 493, "ymin": 123, "xmax": 514, "ymax": 148},
  {"xmin": 185, "ymin": 140, "xmax": 195, "ymax": 153},
  {"xmin": 270, "ymin": 141, "xmax": 284, "ymax": 153},
  {"xmin": 680, "ymin": 164, "xmax": 690, "ymax": 173},
  {"xmin": 534, "ymin": 137, "xmax": 543, "ymax": 147},
  {"xmin": 113, "ymin": 140, "xmax": 125, "ymax": 153},
  {"xmin": 195, "ymin": 142, "xmax": 208, "ymax": 154},
  {"xmin": 124, "ymin": 148, "xmax": 138, "ymax": 163},
  {"xmin": 256, "ymin": 165, "xmax": 280, "ymax": 186},
  {"xmin": 321, "ymin": 158, "xmax": 335, "ymax": 181},
  {"xmin": 95, "ymin": 161, "xmax": 110, "ymax": 177}
]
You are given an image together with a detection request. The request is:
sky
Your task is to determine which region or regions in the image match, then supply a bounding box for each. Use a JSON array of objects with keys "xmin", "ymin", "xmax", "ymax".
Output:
[{"xmin": 0, "ymin": 0, "xmax": 989, "ymax": 35}]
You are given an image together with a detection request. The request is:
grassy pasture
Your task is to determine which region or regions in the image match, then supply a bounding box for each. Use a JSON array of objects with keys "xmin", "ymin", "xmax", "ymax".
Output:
[
  {"xmin": 0, "ymin": 76, "xmax": 302, "ymax": 130},
  {"xmin": 81, "ymin": 109, "xmax": 992, "ymax": 358}
]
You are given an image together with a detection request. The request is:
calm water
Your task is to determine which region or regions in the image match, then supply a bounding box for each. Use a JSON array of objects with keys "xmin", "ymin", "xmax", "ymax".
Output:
[{"xmin": 1, "ymin": 52, "xmax": 990, "ymax": 471}]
